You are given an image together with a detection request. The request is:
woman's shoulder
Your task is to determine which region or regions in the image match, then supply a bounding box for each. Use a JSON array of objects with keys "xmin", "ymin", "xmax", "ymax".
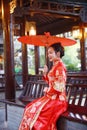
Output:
[{"xmin": 55, "ymin": 61, "xmax": 67, "ymax": 71}]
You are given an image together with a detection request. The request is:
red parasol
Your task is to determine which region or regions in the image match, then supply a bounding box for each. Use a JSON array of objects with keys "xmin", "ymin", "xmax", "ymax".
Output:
[{"xmin": 18, "ymin": 32, "xmax": 76, "ymax": 47}]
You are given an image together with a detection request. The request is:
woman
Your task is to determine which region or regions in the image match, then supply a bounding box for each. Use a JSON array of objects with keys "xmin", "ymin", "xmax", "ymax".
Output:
[{"xmin": 19, "ymin": 42, "xmax": 68, "ymax": 130}]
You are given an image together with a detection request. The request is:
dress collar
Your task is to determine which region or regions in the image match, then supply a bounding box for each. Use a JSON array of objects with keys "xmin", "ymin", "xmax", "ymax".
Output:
[{"xmin": 53, "ymin": 58, "xmax": 61, "ymax": 66}]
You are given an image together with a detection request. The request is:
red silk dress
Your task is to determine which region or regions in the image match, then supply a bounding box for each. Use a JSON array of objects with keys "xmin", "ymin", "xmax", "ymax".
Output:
[{"xmin": 19, "ymin": 59, "xmax": 68, "ymax": 130}]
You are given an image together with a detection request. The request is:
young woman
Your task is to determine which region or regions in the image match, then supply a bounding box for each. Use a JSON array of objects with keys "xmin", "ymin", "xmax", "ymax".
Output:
[{"xmin": 19, "ymin": 42, "xmax": 68, "ymax": 130}]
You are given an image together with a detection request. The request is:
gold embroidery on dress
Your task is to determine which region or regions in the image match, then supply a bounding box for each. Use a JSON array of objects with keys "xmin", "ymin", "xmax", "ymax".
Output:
[
  {"xmin": 29, "ymin": 98, "xmax": 50, "ymax": 129},
  {"xmin": 53, "ymin": 81, "xmax": 65, "ymax": 92}
]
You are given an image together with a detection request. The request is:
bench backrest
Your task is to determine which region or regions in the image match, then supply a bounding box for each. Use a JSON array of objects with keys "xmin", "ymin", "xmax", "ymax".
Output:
[
  {"xmin": 19, "ymin": 81, "xmax": 48, "ymax": 103},
  {"xmin": 66, "ymin": 84, "xmax": 87, "ymax": 115},
  {"xmin": 66, "ymin": 77, "xmax": 87, "ymax": 114},
  {"xmin": 28, "ymin": 74, "xmax": 43, "ymax": 81},
  {"xmin": 68, "ymin": 77, "xmax": 87, "ymax": 85}
]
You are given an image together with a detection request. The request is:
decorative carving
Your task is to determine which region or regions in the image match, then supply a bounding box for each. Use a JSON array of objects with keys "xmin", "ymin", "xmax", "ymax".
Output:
[
  {"xmin": 10, "ymin": 0, "xmax": 16, "ymax": 14},
  {"xmin": 13, "ymin": 0, "xmax": 87, "ymax": 22},
  {"xmin": 80, "ymin": 7, "xmax": 87, "ymax": 22}
]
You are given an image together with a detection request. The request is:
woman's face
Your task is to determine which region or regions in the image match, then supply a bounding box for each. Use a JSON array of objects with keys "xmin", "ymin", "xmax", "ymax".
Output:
[{"xmin": 48, "ymin": 47, "xmax": 60, "ymax": 62}]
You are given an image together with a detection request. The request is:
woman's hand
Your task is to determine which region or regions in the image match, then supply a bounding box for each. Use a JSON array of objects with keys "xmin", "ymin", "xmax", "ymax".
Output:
[{"xmin": 43, "ymin": 65, "xmax": 48, "ymax": 76}]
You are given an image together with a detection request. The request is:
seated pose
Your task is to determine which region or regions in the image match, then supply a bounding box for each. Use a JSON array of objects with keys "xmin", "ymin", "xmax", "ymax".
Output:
[{"xmin": 19, "ymin": 42, "xmax": 68, "ymax": 130}]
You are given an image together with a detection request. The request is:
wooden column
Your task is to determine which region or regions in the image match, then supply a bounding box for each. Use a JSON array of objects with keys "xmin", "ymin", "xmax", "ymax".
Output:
[
  {"xmin": 22, "ymin": 43, "xmax": 28, "ymax": 86},
  {"xmin": 1, "ymin": 0, "xmax": 15, "ymax": 100},
  {"xmin": 35, "ymin": 46, "xmax": 39, "ymax": 74},
  {"xmin": 80, "ymin": 24, "xmax": 86, "ymax": 71},
  {"xmin": 20, "ymin": 21, "xmax": 28, "ymax": 87}
]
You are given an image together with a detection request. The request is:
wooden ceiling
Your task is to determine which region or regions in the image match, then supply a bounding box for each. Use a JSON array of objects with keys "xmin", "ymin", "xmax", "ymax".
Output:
[
  {"xmin": 0, "ymin": 0, "xmax": 87, "ymax": 36},
  {"xmin": 12, "ymin": 0, "xmax": 87, "ymax": 35}
]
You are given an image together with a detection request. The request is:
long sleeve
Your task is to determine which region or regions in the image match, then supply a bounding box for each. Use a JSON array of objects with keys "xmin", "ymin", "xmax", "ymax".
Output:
[{"xmin": 53, "ymin": 64, "xmax": 66, "ymax": 93}]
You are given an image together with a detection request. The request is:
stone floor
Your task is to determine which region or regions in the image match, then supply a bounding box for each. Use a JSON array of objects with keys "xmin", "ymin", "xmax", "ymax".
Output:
[
  {"xmin": 0, "ymin": 103, "xmax": 24, "ymax": 130},
  {"xmin": 0, "ymin": 90, "xmax": 23, "ymax": 130},
  {"xmin": 0, "ymin": 104, "xmax": 8, "ymax": 130}
]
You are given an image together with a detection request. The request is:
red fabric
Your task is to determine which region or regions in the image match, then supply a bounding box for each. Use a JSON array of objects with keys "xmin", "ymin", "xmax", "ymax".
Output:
[
  {"xmin": 19, "ymin": 59, "xmax": 68, "ymax": 130},
  {"xmin": 33, "ymin": 99, "xmax": 67, "ymax": 130}
]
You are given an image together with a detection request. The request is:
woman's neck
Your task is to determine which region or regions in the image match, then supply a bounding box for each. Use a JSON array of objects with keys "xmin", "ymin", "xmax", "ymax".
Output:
[{"xmin": 53, "ymin": 58, "xmax": 61, "ymax": 65}]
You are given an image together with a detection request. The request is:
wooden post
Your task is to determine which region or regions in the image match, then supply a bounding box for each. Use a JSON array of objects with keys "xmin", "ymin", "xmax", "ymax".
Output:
[
  {"xmin": 1, "ymin": 0, "xmax": 15, "ymax": 100},
  {"xmin": 35, "ymin": 46, "xmax": 39, "ymax": 74},
  {"xmin": 22, "ymin": 43, "xmax": 28, "ymax": 86},
  {"xmin": 80, "ymin": 23, "xmax": 86, "ymax": 71},
  {"xmin": 20, "ymin": 21, "xmax": 28, "ymax": 87}
]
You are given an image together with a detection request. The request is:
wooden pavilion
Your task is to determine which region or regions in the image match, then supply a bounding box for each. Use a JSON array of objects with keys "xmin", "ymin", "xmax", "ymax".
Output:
[
  {"xmin": 0, "ymin": 0, "xmax": 87, "ymax": 100},
  {"xmin": 0, "ymin": 1, "xmax": 87, "ymax": 130}
]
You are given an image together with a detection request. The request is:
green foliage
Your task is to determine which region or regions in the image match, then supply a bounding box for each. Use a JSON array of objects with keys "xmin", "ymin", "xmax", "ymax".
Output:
[
  {"xmin": 39, "ymin": 47, "xmax": 45, "ymax": 68},
  {"xmin": 40, "ymin": 55, "xmax": 45, "ymax": 67},
  {"xmin": 28, "ymin": 69, "xmax": 35, "ymax": 75},
  {"xmin": 66, "ymin": 63, "xmax": 80, "ymax": 71},
  {"xmin": 62, "ymin": 41, "xmax": 81, "ymax": 71}
]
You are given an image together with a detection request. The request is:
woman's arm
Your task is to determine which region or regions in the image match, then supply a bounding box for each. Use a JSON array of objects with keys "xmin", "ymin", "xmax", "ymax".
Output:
[{"xmin": 53, "ymin": 65, "xmax": 67, "ymax": 101}]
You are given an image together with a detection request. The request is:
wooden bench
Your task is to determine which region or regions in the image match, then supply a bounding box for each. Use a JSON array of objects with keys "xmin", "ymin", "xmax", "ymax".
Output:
[
  {"xmin": 18, "ymin": 80, "xmax": 48, "ymax": 104},
  {"xmin": 0, "ymin": 77, "xmax": 87, "ymax": 130},
  {"xmin": 57, "ymin": 83, "xmax": 87, "ymax": 130},
  {"xmin": 28, "ymin": 74, "xmax": 43, "ymax": 81},
  {"xmin": 20, "ymin": 76, "xmax": 87, "ymax": 130},
  {"xmin": 0, "ymin": 80, "xmax": 49, "ymax": 126}
]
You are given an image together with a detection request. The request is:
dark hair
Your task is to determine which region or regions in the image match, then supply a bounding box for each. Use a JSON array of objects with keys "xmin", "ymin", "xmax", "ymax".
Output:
[{"xmin": 49, "ymin": 42, "xmax": 64, "ymax": 58}]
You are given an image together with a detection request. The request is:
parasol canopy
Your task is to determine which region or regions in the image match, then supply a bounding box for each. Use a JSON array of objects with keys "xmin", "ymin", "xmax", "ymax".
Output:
[{"xmin": 18, "ymin": 32, "xmax": 76, "ymax": 47}]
